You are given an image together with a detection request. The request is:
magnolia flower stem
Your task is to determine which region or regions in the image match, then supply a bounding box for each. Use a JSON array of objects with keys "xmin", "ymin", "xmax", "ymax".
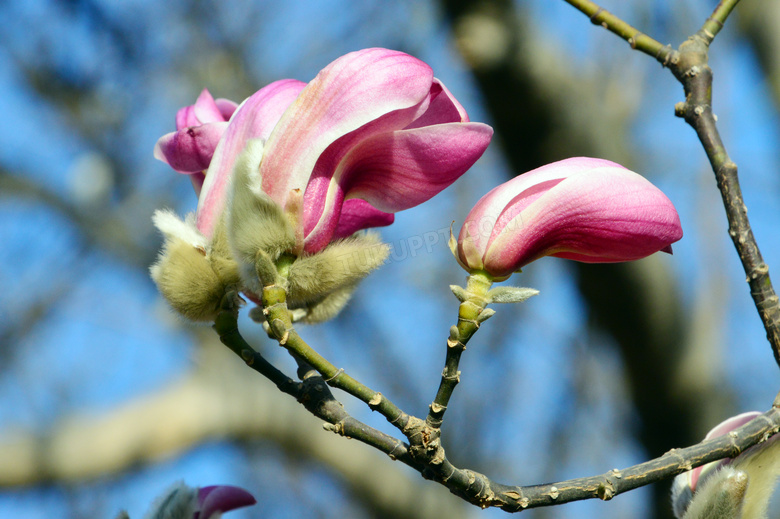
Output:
[
  {"xmin": 426, "ymin": 273, "xmax": 493, "ymax": 429},
  {"xmin": 213, "ymin": 296, "xmax": 416, "ymax": 465},
  {"xmin": 213, "ymin": 298, "xmax": 300, "ymax": 398},
  {"xmin": 565, "ymin": 1, "xmax": 780, "ymax": 367},
  {"xmin": 260, "ymin": 283, "xmax": 411, "ymax": 431}
]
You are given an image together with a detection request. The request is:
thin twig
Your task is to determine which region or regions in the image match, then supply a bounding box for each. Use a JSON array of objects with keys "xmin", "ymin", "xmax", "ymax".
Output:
[
  {"xmin": 561, "ymin": 0, "xmax": 677, "ymax": 65},
  {"xmin": 219, "ymin": 284, "xmax": 780, "ymax": 512},
  {"xmin": 214, "ymin": 298, "xmax": 416, "ymax": 466},
  {"xmin": 426, "ymin": 273, "xmax": 492, "ymax": 429},
  {"xmin": 260, "ymin": 283, "xmax": 412, "ymax": 432},
  {"xmin": 700, "ymin": 0, "xmax": 740, "ymax": 45}
]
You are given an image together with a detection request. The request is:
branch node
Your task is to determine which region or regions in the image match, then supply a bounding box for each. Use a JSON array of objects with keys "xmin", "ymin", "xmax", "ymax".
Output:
[
  {"xmin": 324, "ymin": 368, "xmax": 345, "ymax": 383},
  {"xmin": 240, "ymin": 350, "xmax": 254, "ymax": 366},
  {"xmin": 368, "ymin": 392, "xmax": 383, "ymax": 409},
  {"xmin": 589, "ymin": 7, "xmax": 605, "ymax": 25},
  {"xmin": 430, "ymin": 402, "xmax": 447, "ymax": 414},
  {"xmin": 387, "ymin": 442, "xmax": 403, "ymax": 461},
  {"xmin": 447, "ymin": 337, "xmax": 465, "ymax": 349},
  {"xmin": 705, "ymin": 15, "xmax": 724, "ymax": 29},
  {"xmin": 323, "ymin": 421, "xmax": 345, "ymax": 435},
  {"xmin": 597, "ymin": 481, "xmax": 616, "ymax": 501},
  {"xmin": 441, "ymin": 369, "xmax": 461, "ymax": 383}
]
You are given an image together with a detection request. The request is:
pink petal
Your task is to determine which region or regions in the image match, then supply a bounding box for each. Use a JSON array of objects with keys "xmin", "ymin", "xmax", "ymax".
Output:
[
  {"xmin": 214, "ymin": 98, "xmax": 239, "ymax": 120},
  {"xmin": 483, "ymin": 164, "xmax": 682, "ymax": 273},
  {"xmin": 176, "ymin": 89, "xmax": 224, "ymax": 129},
  {"xmin": 153, "ymin": 121, "xmax": 229, "ymax": 174},
  {"xmin": 404, "ymin": 78, "xmax": 469, "ymax": 129},
  {"xmin": 302, "ymin": 121, "xmax": 492, "ymax": 252},
  {"xmin": 196, "ymin": 79, "xmax": 306, "ymax": 237},
  {"xmin": 259, "ymin": 48, "xmax": 434, "ymax": 210},
  {"xmin": 196, "ymin": 485, "xmax": 256, "ymax": 519},
  {"xmin": 461, "ymin": 157, "xmax": 623, "ymax": 255},
  {"xmin": 344, "ymin": 123, "xmax": 493, "ymax": 211},
  {"xmin": 332, "ymin": 199, "xmax": 395, "ymax": 239}
]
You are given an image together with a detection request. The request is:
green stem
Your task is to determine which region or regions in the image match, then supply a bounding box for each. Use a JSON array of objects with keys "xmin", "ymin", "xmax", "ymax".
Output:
[
  {"xmin": 700, "ymin": 0, "xmax": 741, "ymax": 45},
  {"xmin": 261, "ymin": 283, "xmax": 411, "ymax": 432},
  {"xmin": 562, "ymin": 0, "xmax": 676, "ymax": 65},
  {"xmin": 213, "ymin": 302, "xmax": 300, "ymax": 398},
  {"xmin": 426, "ymin": 272, "xmax": 493, "ymax": 429},
  {"xmin": 214, "ymin": 295, "xmax": 416, "ymax": 466}
]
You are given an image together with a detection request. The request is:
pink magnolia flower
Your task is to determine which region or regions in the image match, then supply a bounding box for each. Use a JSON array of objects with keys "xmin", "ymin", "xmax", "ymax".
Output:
[
  {"xmin": 670, "ymin": 411, "xmax": 780, "ymax": 519},
  {"xmin": 157, "ymin": 47, "xmax": 493, "ymax": 252},
  {"xmin": 136, "ymin": 482, "xmax": 256, "ymax": 519},
  {"xmin": 195, "ymin": 485, "xmax": 257, "ymax": 519},
  {"xmin": 154, "ymin": 89, "xmax": 239, "ymax": 194},
  {"xmin": 454, "ymin": 157, "xmax": 683, "ymax": 280}
]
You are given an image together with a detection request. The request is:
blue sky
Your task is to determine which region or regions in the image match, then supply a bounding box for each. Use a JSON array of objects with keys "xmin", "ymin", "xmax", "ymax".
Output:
[{"xmin": 1, "ymin": 1, "xmax": 779, "ymax": 518}]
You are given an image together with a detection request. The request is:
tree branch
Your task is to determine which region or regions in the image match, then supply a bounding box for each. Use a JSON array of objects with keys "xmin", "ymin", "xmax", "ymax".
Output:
[
  {"xmin": 565, "ymin": 0, "xmax": 780, "ymax": 368},
  {"xmin": 223, "ymin": 280, "xmax": 780, "ymax": 512},
  {"xmin": 561, "ymin": 0, "xmax": 676, "ymax": 65},
  {"xmin": 213, "ymin": 296, "xmax": 414, "ymax": 465}
]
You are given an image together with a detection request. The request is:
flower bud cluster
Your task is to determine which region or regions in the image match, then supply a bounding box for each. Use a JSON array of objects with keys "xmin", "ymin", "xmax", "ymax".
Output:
[{"xmin": 150, "ymin": 48, "xmax": 492, "ymax": 322}]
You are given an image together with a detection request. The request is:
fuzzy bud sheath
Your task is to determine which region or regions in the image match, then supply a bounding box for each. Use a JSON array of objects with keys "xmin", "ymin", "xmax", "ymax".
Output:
[{"xmin": 150, "ymin": 48, "xmax": 491, "ymax": 323}]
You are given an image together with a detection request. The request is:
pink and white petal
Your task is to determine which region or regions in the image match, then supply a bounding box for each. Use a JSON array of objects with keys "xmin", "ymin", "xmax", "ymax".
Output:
[
  {"xmin": 190, "ymin": 172, "xmax": 205, "ymax": 197},
  {"xmin": 332, "ymin": 199, "xmax": 394, "ymax": 240},
  {"xmin": 460, "ymin": 157, "xmax": 626, "ymax": 254},
  {"xmin": 193, "ymin": 89, "xmax": 229, "ymax": 124},
  {"xmin": 301, "ymin": 94, "xmax": 436, "ymax": 240},
  {"xmin": 215, "ymin": 98, "xmax": 239, "ymax": 120},
  {"xmin": 484, "ymin": 167, "xmax": 682, "ymax": 272},
  {"xmin": 175, "ymin": 89, "xmax": 221, "ymax": 128},
  {"xmin": 457, "ymin": 226, "xmax": 486, "ymax": 274},
  {"xmin": 260, "ymin": 48, "xmax": 434, "ymax": 208},
  {"xmin": 195, "ymin": 79, "xmax": 306, "ymax": 237},
  {"xmin": 303, "ymin": 122, "xmax": 492, "ymax": 252},
  {"xmin": 175, "ymin": 105, "xmax": 198, "ymax": 130},
  {"xmin": 153, "ymin": 121, "xmax": 229, "ymax": 173},
  {"xmin": 404, "ymin": 78, "xmax": 469, "ymax": 129},
  {"xmin": 345, "ymin": 123, "xmax": 493, "ymax": 211}
]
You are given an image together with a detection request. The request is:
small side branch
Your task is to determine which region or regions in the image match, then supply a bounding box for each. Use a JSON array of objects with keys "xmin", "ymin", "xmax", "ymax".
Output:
[
  {"xmin": 214, "ymin": 298, "xmax": 417, "ymax": 468},
  {"xmin": 699, "ymin": 0, "xmax": 740, "ymax": 45},
  {"xmin": 562, "ymin": 0, "xmax": 677, "ymax": 66},
  {"xmin": 260, "ymin": 283, "xmax": 412, "ymax": 432},
  {"xmin": 216, "ymin": 292, "xmax": 780, "ymax": 511},
  {"xmin": 426, "ymin": 274, "xmax": 493, "ymax": 429},
  {"xmin": 668, "ymin": 32, "xmax": 780, "ymax": 366}
]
